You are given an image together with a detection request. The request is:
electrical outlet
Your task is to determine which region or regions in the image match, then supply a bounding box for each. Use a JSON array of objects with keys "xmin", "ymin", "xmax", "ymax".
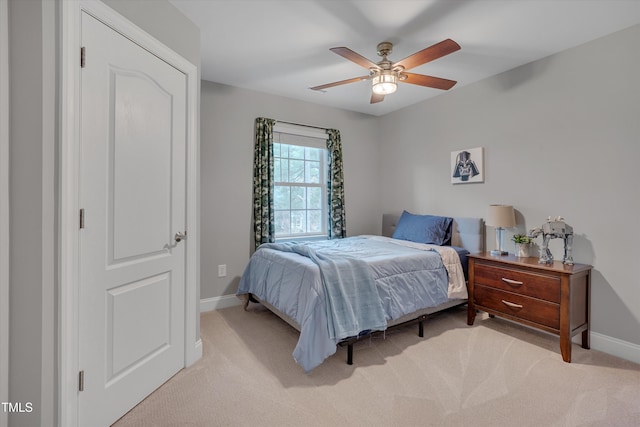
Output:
[{"xmin": 217, "ymin": 264, "xmax": 227, "ymax": 277}]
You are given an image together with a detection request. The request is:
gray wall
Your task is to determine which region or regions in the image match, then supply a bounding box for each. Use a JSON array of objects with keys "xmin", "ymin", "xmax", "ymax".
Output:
[
  {"xmin": 6, "ymin": 1, "xmax": 199, "ymax": 426},
  {"xmin": 377, "ymin": 24, "xmax": 640, "ymax": 347},
  {"xmin": 8, "ymin": 1, "xmax": 56, "ymax": 425},
  {"xmin": 200, "ymin": 81, "xmax": 381, "ymax": 300},
  {"xmin": 101, "ymin": 0, "xmax": 200, "ymax": 67}
]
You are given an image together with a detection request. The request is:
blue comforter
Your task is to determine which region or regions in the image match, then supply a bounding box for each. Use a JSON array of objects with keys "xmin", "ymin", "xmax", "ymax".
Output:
[
  {"xmin": 237, "ymin": 236, "xmax": 451, "ymax": 372},
  {"xmin": 259, "ymin": 240, "xmax": 388, "ymax": 342}
]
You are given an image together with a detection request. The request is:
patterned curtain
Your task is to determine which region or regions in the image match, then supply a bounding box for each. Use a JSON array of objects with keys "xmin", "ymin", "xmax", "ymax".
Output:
[
  {"xmin": 326, "ymin": 129, "xmax": 347, "ymax": 239},
  {"xmin": 253, "ymin": 117, "xmax": 276, "ymax": 249}
]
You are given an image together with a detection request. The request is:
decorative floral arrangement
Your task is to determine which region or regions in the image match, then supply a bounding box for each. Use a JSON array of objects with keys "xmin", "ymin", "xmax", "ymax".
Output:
[
  {"xmin": 511, "ymin": 234, "xmax": 534, "ymax": 244},
  {"xmin": 512, "ymin": 234, "xmax": 533, "ymax": 257}
]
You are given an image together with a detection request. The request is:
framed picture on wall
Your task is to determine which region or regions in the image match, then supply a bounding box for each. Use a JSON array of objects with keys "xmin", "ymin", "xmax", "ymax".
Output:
[{"xmin": 451, "ymin": 147, "xmax": 484, "ymax": 184}]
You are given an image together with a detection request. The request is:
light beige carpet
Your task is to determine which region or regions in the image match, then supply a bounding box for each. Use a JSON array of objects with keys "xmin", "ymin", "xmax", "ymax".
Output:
[{"xmin": 113, "ymin": 304, "xmax": 640, "ymax": 426}]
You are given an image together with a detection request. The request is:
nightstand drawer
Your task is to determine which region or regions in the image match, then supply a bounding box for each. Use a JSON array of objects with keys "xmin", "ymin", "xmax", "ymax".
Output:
[
  {"xmin": 474, "ymin": 285, "xmax": 560, "ymax": 329},
  {"xmin": 474, "ymin": 263, "xmax": 560, "ymax": 303}
]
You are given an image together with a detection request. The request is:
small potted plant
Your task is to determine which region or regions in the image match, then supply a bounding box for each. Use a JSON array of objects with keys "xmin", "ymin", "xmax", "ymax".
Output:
[{"xmin": 511, "ymin": 234, "xmax": 534, "ymax": 257}]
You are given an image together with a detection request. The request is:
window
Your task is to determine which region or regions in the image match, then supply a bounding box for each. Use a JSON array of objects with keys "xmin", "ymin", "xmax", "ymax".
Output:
[
  {"xmin": 253, "ymin": 117, "xmax": 345, "ymax": 248},
  {"xmin": 272, "ymin": 129, "xmax": 327, "ymax": 240}
]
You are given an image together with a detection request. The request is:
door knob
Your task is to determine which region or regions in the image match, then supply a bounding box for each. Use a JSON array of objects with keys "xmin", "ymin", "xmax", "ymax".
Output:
[{"xmin": 175, "ymin": 231, "xmax": 187, "ymax": 243}]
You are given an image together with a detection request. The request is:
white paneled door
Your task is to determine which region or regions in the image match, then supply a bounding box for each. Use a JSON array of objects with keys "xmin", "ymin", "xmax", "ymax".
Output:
[{"xmin": 79, "ymin": 11, "xmax": 186, "ymax": 426}]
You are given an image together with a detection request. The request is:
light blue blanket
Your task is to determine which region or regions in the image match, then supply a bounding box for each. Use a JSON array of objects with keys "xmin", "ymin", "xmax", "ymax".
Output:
[
  {"xmin": 260, "ymin": 240, "xmax": 387, "ymax": 341},
  {"xmin": 238, "ymin": 236, "xmax": 450, "ymax": 371}
]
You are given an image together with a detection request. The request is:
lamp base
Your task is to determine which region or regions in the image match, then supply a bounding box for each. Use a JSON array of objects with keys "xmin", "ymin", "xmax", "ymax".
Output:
[{"xmin": 490, "ymin": 249, "xmax": 509, "ymax": 256}]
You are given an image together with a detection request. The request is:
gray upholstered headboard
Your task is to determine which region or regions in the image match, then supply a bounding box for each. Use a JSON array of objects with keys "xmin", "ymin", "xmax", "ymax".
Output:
[{"xmin": 382, "ymin": 213, "xmax": 485, "ymax": 254}]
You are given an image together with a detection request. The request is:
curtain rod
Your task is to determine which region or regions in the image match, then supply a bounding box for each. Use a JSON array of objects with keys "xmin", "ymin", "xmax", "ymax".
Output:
[{"xmin": 276, "ymin": 120, "xmax": 329, "ymax": 132}]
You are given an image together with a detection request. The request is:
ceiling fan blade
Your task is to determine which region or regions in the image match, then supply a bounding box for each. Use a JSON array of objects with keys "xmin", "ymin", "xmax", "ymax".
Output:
[
  {"xmin": 370, "ymin": 93, "xmax": 384, "ymax": 104},
  {"xmin": 402, "ymin": 73, "xmax": 457, "ymax": 90},
  {"xmin": 330, "ymin": 47, "xmax": 379, "ymax": 70},
  {"xmin": 394, "ymin": 39, "xmax": 461, "ymax": 71},
  {"xmin": 309, "ymin": 76, "xmax": 370, "ymax": 91}
]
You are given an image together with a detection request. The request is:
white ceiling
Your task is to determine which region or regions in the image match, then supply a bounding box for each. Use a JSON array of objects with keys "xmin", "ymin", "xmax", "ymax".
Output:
[{"xmin": 170, "ymin": 0, "xmax": 640, "ymax": 116}]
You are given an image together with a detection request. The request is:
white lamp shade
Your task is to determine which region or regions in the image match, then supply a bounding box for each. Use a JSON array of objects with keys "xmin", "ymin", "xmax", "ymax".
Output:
[{"xmin": 487, "ymin": 204, "xmax": 516, "ymax": 228}]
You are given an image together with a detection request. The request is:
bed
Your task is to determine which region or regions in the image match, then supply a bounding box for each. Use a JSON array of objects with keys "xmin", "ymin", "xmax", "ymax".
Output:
[{"xmin": 237, "ymin": 212, "xmax": 485, "ymax": 372}]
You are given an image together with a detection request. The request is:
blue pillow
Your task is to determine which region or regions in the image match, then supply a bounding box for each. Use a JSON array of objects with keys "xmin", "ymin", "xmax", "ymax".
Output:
[{"xmin": 392, "ymin": 211, "xmax": 453, "ymax": 245}]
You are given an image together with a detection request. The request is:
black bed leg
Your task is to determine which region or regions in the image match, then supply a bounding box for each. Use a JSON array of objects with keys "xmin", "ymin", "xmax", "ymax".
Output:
[
  {"xmin": 347, "ymin": 343, "xmax": 353, "ymax": 365},
  {"xmin": 244, "ymin": 293, "xmax": 259, "ymax": 311},
  {"xmin": 418, "ymin": 320, "xmax": 424, "ymax": 338}
]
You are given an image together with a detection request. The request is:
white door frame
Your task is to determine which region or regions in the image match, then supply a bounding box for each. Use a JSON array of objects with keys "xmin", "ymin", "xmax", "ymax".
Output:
[
  {"xmin": 59, "ymin": 1, "xmax": 201, "ymax": 426},
  {"xmin": 0, "ymin": 1, "xmax": 10, "ymax": 426}
]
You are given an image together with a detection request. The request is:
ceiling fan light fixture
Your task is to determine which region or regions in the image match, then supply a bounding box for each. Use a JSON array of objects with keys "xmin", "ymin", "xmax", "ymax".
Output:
[
  {"xmin": 317, "ymin": 38, "xmax": 460, "ymax": 103},
  {"xmin": 372, "ymin": 71, "xmax": 397, "ymax": 95}
]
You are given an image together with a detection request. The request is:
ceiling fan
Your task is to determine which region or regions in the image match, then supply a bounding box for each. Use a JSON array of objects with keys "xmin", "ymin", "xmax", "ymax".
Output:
[{"xmin": 310, "ymin": 39, "xmax": 461, "ymax": 104}]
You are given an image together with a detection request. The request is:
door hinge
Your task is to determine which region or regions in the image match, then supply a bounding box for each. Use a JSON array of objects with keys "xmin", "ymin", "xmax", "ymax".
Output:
[
  {"xmin": 78, "ymin": 370, "xmax": 85, "ymax": 392},
  {"xmin": 79, "ymin": 208, "xmax": 85, "ymax": 229},
  {"xmin": 80, "ymin": 46, "xmax": 86, "ymax": 68}
]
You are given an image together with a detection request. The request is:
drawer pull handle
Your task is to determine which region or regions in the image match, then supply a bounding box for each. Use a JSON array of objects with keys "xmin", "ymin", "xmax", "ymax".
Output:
[
  {"xmin": 501, "ymin": 300, "xmax": 523, "ymax": 309},
  {"xmin": 501, "ymin": 278, "xmax": 524, "ymax": 286}
]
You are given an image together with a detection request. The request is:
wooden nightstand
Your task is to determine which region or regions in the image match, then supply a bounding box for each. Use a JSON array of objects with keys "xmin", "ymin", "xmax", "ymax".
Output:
[{"xmin": 467, "ymin": 252, "xmax": 592, "ymax": 362}]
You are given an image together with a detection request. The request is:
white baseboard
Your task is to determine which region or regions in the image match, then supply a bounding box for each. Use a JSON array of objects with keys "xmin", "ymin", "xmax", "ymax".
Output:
[
  {"xmin": 591, "ymin": 332, "xmax": 640, "ymax": 365},
  {"xmin": 200, "ymin": 294, "xmax": 243, "ymax": 312}
]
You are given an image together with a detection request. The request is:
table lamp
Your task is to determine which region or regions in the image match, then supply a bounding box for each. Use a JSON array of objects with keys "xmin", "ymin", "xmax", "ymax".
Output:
[{"xmin": 487, "ymin": 204, "xmax": 516, "ymax": 256}]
